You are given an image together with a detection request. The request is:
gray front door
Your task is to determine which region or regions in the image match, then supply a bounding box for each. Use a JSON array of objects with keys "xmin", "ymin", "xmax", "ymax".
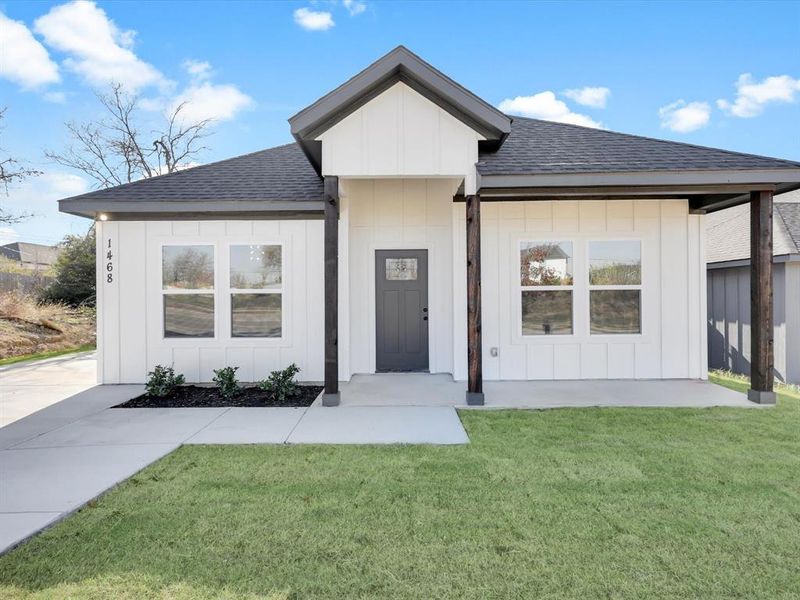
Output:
[{"xmin": 375, "ymin": 250, "xmax": 429, "ymax": 372}]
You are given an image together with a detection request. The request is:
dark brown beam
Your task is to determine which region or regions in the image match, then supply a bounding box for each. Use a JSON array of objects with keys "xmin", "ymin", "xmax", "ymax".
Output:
[
  {"xmin": 479, "ymin": 183, "xmax": 775, "ymax": 199},
  {"xmin": 749, "ymin": 190, "xmax": 776, "ymax": 404},
  {"xmin": 466, "ymin": 193, "xmax": 484, "ymax": 405},
  {"xmin": 323, "ymin": 176, "xmax": 340, "ymax": 406}
]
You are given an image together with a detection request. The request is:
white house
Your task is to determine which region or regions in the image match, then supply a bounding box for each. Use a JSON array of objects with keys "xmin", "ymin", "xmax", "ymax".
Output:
[{"xmin": 59, "ymin": 47, "xmax": 800, "ymax": 405}]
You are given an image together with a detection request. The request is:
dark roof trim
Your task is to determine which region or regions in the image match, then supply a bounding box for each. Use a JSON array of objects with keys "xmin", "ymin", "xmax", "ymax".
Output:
[
  {"xmin": 59, "ymin": 199, "xmax": 324, "ymax": 219},
  {"xmin": 479, "ymin": 168, "xmax": 800, "ymax": 190},
  {"xmin": 707, "ymin": 254, "xmax": 800, "ymax": 269},
  {"xmin": 289, "ymin": 46, "xmax": 511, "ymax": 172}
]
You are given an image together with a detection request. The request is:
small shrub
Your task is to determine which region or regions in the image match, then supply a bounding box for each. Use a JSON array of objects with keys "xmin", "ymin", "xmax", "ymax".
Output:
[
  {"xmin": 259, "ymin": 363, "xmax": 301, "ymax": 402},
  {"xmin": 213, "ymin": 366, "xmax": 241, "ymax": 399},
  {"xmin": 145, "ymin": 365, "xmax": 185, "ymax": 397}
]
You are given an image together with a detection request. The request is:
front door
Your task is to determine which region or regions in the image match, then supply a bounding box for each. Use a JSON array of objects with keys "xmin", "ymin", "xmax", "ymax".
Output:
[{"xmin": 375, "ymin": 249, "xmax": 429, "ymax": 372}]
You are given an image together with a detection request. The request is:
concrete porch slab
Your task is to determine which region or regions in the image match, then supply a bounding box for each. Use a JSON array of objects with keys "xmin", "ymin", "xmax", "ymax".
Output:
[
  {"xmin": 333, "ymin": 374, "xmax": 755, "ymax": 410},
  {"xmin": 481, "ymin": 379, "xmax": 755, "ymax": 409},
  {"xmin": 286, "ymin": 406, "xmax": 469, "ymax": 445},
  {"xmin": 185, "ymin": 407, "xmax": 307, "ymax": 444},
  {"xmin": 333, "ymin": 374, "xmax": 464, "ymax": 406}
]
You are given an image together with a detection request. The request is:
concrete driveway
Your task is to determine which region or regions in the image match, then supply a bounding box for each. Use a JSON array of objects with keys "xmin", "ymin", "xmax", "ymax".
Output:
[{"xmin": 0, "ymin": 351, "xmax": 97, "ymax": 428}]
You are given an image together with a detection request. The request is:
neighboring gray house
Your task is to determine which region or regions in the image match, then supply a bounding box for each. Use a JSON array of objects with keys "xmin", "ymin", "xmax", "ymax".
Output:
[
  {"xmin": 0, "ymin": 242, "xmax": 60, "ymax": 271},
  {"xmin": 707, "ymin": 190, "xmax": 800, "ymax": 384}
]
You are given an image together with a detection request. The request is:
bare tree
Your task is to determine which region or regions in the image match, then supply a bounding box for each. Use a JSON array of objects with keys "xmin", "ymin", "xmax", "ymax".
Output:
[
  {"xmin": 0, "ymin": 108, "xmax": 42, "ymax": 224},
  {"xmin": 46, "ymin": 83, "xmax": 212, "ymax": 189}
]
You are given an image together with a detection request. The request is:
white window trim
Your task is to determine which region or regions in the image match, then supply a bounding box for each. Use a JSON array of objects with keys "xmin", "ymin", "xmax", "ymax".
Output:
[
  {"xmin": 160, "ymin": 242, "xmax": 219, "ymax": 341},
  {"xmin": 158, "ymin": 240, "xmax": 289, "ymax": 346},
  {"xmin": 228, "ymin": 242, "xmax": 286, "ymax": 341},
  {"xmin": 518, "ymin": 238, "xmax": 576, "ymax": 338},
  {"xmin": 585, "ymin": 238, "xmax": 644, "ymax": 339}
]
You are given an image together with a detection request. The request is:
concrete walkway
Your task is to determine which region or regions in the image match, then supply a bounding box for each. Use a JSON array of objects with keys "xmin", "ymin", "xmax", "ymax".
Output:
[
  {"xmin": 0, "ymin": 384, "xmax": 468, "ymax": 554},
  {"xmin": 0, "ymin": 351, "xmax": 97, "ymax": 428}
]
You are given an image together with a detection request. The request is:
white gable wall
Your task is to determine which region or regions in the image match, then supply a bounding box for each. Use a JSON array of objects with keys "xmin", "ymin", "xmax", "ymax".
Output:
[{"xmin": 318, "ymin": 82, "xmax": 483, "ymax": 194}]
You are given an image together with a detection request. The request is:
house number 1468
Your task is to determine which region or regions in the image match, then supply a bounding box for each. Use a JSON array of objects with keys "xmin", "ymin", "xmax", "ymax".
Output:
[{"xmin": 106, "ymin": 238, "xmax": 114, "ymax": 284}]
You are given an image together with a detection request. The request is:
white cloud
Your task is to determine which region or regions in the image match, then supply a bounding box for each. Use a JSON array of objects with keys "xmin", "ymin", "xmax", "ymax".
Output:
[
  {"xmin": 658, "ymin": 100, "xmax": 711, "ymax": 133},
  {"xmin": 563, "ymin": 86, "xmax": 610, "ymax": 109},
  {"xmin": 170, "ymin": 81, "xmax": 253, "ymax": 124},
  {"xmin": 294, "ymin": 7, "xmax": 335, "ymax": 31},
  {"xmin": 343, "ymin": 0, "xmax": 367, "ymax": 16},
  {"xmin": 498, "ymin": 91, "xmax": 603, "ymax": 128},
  {"xmin": 0, "ymin": 226, "xmax": 20, "ymax": 245},
  {"xmin": 43, "ymin": 91, "xmax": 67, "ymax": 103},
  {"xmin": 717, "ymin": 73, "xmax": 800, "ymax": 118},
  {"xmin": 0, "ymin": 12, "xmax": 60, "ymax": 89},
  {"xmin": 34, "ymin": 0, "xmax": 168, "ymax": 92},
  {"xmin": 183, "ymin": 59, "xmax": 212, "ymax": 81}
]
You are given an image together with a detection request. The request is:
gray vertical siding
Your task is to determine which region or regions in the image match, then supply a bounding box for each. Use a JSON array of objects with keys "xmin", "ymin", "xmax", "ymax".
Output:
[{"xmin": 707, "ymin": 263, "xmax": 793, "ymax": 383}]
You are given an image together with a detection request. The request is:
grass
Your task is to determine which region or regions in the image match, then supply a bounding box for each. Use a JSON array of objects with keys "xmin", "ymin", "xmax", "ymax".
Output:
[
  {"xmin": 0, "ymin": 291, "xmax": 95, "ymax": 361},
  {"xmin": 0, "ymin": 343, "xmax": 96, "ymax": 367},
  {"xmin": 1, "ymin": 385, "xmax": 799, "ymax": 598}
]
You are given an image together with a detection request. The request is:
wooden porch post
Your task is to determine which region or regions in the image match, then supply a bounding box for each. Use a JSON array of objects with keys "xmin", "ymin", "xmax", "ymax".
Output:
[
  {"xmin": 749, "ymin": 189, "xmax": 776, "ymax": 404},
  {"xmin": 466, "ymin": 193, "xmax": 484, "ymax": 405},
  {"xmin": 323, "ymin": 176, "xmax": 340, "ymax": 406}
]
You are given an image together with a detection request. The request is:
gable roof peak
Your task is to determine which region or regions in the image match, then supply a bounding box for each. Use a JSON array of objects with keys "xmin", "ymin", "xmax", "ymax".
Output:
[{"xmin": 289, "ymin": 46, "xmax": 511, "ymax": 173}]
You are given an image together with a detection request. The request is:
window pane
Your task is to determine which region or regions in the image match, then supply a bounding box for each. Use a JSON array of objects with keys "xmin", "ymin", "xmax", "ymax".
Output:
[
  {"xmin": 164, "ymin": 295, "xmax": 214, "ymax": 338},
  {"xmin": 520, "ymin": 242, "xmax": 573, "ymax": 286},
  {"xmin": 521, "ymin": 290, "xmax": 573, "ymax": 335},
  {"xmin": 231, "ymin": 294, "xmax": 281, "ymax": 338},
  {"xmin": 590, "ymin": 290, "xmax": 641, "ymax": 334},
  {"xmin": 385, "ymin": 258, "xmax": 417, "ymax": 281},
  {"xmin": 230, "ymin": 245, "xmax": 281, "ymax": 289},
  {"xmin": 162, "ymin": 246, "xmax": 214, "ymax": 290},
  {"xmin": 589, "ymin": 241, "xmax": 641, "ymax": 285}
]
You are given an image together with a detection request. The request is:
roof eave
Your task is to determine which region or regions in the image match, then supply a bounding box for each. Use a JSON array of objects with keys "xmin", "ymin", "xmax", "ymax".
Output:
[{"xmin": 59, "ymin": 198, "xmax": 325, "ymax": 220}]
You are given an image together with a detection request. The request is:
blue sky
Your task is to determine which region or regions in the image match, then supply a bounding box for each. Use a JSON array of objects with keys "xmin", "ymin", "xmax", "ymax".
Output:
[{"xmin": 1, "ymin": 0, "xmax": 798, "ymax": 245}]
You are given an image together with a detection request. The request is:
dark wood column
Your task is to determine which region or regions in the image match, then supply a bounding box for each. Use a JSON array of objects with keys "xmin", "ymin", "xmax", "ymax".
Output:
[
  {"xmin": 323, "ymin": 176, "xmax": 340, "ymax": 406},
  {"xmin": 749, "ymin": 189, "xmax": 776, "ymax": 404},
  {"xmin": 466, "ymin": 193, "xmax": 484, "ymax": 405}
]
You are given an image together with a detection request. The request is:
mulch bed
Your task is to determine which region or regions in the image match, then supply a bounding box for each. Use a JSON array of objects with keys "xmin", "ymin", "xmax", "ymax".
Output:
[{"xmin": 114, "ymin": 384, "xmax": 323, "ymax": 408}]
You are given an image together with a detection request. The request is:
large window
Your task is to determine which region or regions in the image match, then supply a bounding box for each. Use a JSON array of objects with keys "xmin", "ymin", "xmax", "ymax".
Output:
[
  {"xmin": 229, "ymin": 244, "xmax": 283, "ymax": 338},
  {"xmin": 162, "ymin": 245, "xmax": 215, "ymax": 338},
  {"xmin": 588, "ymin": 240, "xmax": 642, "ymax": 334},
  {"xmin": 520, "ymin": 241, "xmax": 573, "ymax": 335}
]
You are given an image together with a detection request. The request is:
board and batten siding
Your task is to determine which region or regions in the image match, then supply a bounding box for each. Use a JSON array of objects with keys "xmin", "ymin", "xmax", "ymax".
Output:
[
  {"xmin": 707, "ymin": 262, "xmax": 799, "ymax": 384},
  {"xmin": 341, "ymin": 177, "xmax": 459, "ymax": 377},
  {"xmin": 95, "ymin": 220, "xmax": 324, "ymax": 384},
  {"xmin": 454, "ymin": 199, "xmax": 709, "ymax": 381},
  {"xmin": 317, "ymin": 82, "xmax": 483, "ymax": 194}
]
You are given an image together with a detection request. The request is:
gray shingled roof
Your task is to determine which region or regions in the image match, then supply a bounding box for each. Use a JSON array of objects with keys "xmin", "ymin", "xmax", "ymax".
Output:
[
  {"xmin": 60, "ymin": 143, "xmax": 322, "ymax": 205},
  {"xmin": 706, "ymin": 189, "xmax": 800, "ymax": 264},
  {"xmin": 478, "ymin": 117, "xmax": 800, "ymax": 175},
  {"xmin": 59, "ymin": 115, "xmax": 800, "ymax": 218}
]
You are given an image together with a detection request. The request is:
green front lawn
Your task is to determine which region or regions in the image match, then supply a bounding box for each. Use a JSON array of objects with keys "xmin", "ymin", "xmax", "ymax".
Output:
[{"xmin": 1, "ymin": 380, "xmax": 799, "ymax": 599}]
